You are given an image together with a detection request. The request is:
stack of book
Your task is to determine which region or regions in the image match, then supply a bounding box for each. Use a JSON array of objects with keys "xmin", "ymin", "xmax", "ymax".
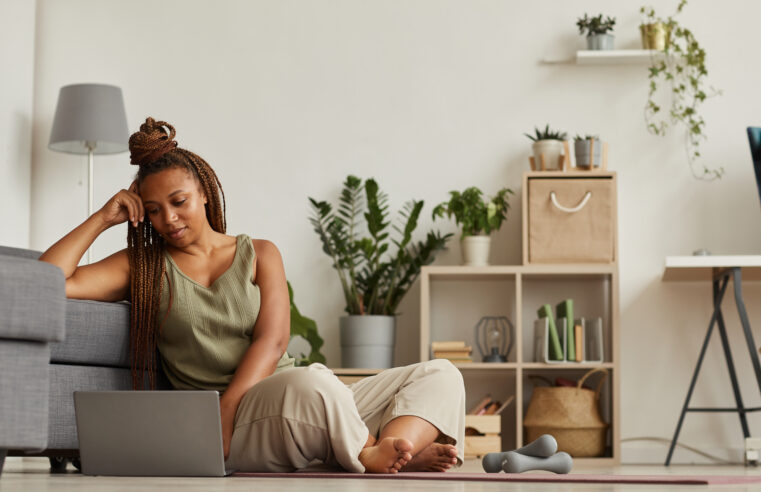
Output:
[{"xmin": 431, "ymin": 340, "xmax": 472, "ymax": 363}]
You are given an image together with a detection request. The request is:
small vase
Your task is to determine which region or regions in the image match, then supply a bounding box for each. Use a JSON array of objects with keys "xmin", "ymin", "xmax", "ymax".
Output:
[
  {"xmin": 462, "ymin": 235, "xmax": 491, "ymax": 266},
  {"xmin": 532, "ymin": 140, "xmax": 565, "ymax": 171},
  {"xmin": 586, "ymin": 33, "xmax": 614, "ymax": 50},
  {"xmin": 574, "ymin": 139, "xmax": 603, "ymax": 169},
  {"xmin": 640, "ymin": 22, "xmax": 670, "ymax": 50}
]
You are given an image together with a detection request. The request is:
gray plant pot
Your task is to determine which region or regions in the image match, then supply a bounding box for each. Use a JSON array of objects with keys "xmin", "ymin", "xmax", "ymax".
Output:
[
  {"xmin": 574, "ymin": 139, "xmax": 603, "ymax": 169},
  {"xmin": 340, "ymin": 315, "xmax": 396, "ymax": 369},
  {"xmin": 586, "ymin": 33, "xmax": 614, "ymax": 50}
]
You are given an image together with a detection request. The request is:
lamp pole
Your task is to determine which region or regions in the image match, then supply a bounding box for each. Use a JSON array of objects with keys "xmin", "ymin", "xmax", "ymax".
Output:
[{"xmin": 86, "ymin": 141, "xmax": 96, "ymax": 265}]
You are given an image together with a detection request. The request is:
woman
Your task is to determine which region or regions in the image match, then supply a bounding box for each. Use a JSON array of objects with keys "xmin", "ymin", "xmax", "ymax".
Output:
[{"xmin": 40, "ymin": 117, "xmax": 465, "ymax": 474}]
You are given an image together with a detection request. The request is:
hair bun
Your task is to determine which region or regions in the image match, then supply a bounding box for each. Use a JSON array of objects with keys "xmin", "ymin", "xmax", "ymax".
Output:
[{"xmin": 129, "ymin": 117, "xmax": 179, "ymax": 165}]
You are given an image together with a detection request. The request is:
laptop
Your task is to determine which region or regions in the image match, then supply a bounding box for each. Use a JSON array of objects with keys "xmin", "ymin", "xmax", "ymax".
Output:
[
  {"xmin": 747, "ymin": 127, "xmax": 761, "ymax": 206},
  {"xmin": 74, "ymin": 391, "xmax": 236, "ymax": 477}
]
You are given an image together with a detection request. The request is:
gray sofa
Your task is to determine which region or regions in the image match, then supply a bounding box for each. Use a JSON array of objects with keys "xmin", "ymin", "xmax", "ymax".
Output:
[{"xmin": 0, "ymin": 245, "xmax": 169, "ymax": 474}]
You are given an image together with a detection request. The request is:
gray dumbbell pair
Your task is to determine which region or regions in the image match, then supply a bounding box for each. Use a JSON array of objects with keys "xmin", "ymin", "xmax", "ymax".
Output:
[{"xmin": 482, "ymin": 434, "xmax": 573, "ymax": 474}]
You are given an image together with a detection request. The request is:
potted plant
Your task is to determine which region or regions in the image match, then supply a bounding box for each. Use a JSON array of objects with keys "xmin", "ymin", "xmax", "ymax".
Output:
[
  {"xmin": 309, "ymin": 175, "xmax": 452, "ymax": 369},
  {"xmin": 573, "ymin": 134, "xmax": 602, "ymax": 169},
  {"xmin": 641, "ymin": 0, "xmax": 723, "ymax": 180},
  {"xmin": 432, "ymin": 186, "xmax": 513, "ymax": 266},
  {"xmin": 525, "ymin": 124, "xmax": 568, "ymax": 171},
  {"xmin": 288, "ymin": 281, "xmax": 326, "ymax": 366},
  {"xmin": 576, "ymin": 14, "xmax": 616, "ymax": 50}
]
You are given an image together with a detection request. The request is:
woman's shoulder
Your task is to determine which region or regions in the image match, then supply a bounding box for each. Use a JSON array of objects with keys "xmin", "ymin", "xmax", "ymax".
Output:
[{"xmin": 249, "ymin": 237, "xmax": 280, "ymax": 259}]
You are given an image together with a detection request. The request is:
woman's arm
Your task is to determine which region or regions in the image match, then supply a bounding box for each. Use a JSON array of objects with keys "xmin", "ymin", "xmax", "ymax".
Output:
[
  {"xmin": 38, "ymin": 181, "xmax": 144, "ymax": 301},
  {"xmin": 220, "ymin": 239, "xmax": 291, "ymax": 457}
]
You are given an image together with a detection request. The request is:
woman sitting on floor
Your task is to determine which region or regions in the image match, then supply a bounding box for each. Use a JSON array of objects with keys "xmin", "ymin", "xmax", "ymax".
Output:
[{"xmin": 40, "ymin": 117, "xmax": 466, "ymax": 474}]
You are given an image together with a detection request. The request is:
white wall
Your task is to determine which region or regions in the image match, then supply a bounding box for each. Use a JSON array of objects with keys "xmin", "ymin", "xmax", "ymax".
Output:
[
  {"xmin": 0, "ymin": 0, "xmax": 35, "ymax": 248},
  {"xmin": 28, "ymin": 0, "xmax": 761, "ymax": 463}
]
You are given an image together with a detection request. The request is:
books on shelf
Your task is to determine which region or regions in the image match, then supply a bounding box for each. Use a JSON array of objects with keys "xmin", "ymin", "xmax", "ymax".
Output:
[
  {"xmin": 556, "ymin": 299, "xmax": 575, "ymax": 361},
  {"xmin": 537, "ymin": 304, "xmax": 563, "ymax": 360},
  {"xmin": 432, "ymin": 340, "xmax": 473, "ymax": 363},
  {"xmin": 534, "ymin": 316, "xmax": 604, "ymax": 363}
]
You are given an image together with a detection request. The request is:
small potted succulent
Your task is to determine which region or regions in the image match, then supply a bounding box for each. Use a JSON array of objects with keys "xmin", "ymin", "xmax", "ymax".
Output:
[
  {"xmin": 577, "ymin": 13, "xmax": 616, "ymax": 50},
  {"xmin": 573, "ymin": 134, "xmax": 603, "ymax": 169},
  {"xmin": 525, "ymin": 125, "xmax": 568, "ymax": 171},
  {"xmin": 432, "ymin": 186, "xmax": 514, "ymax": 267}
]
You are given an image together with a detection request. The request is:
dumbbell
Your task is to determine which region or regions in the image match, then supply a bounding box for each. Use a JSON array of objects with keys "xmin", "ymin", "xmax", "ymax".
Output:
[{"xmin": 482, "ymin": 434, "xmax": 572, "ymax": 474}]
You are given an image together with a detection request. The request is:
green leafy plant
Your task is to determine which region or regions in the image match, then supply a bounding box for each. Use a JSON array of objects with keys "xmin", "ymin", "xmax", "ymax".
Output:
[
  {"xmin": 288, "ymin": 281, "xmax": 326, "ymax": 366},
  {"xmin": 574, "ymin": 134, "xmax": 601, "ymax": 141},
  {"xmin": 641, "ymin": 0, "xmax": 723, "ymax": 180},
  {"xmin": 309, "ymin": 175, "xmax": 452, "ymax": 316},
  {"xmin": 524, "ymin": 124, "xmax": 568, "ymax": 142},
  {"xmin": 432, "ymin": 187, "xmax": 514, "ymax": 238},
  {"xmin": 576, "ymin": 14, "xmax": 616, "ymax": 36}
]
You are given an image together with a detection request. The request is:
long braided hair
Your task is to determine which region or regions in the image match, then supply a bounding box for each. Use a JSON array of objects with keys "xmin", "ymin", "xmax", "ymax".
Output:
[{"xmin": 127, "ymin": 117, "xmax": 227, "ymax": 389}]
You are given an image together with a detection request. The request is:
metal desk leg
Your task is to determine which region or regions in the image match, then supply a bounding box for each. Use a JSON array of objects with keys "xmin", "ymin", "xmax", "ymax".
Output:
[
  {"xmin": 665, "ymin": 275, "xmax": 729, "ymax": 466},
  {"xmin": 732, "ymin": 268, "xmax": 761, "ymax": 395},
  {"xmin": 716, "ymin": 279, "xmax": 751, "ymax": 439}
]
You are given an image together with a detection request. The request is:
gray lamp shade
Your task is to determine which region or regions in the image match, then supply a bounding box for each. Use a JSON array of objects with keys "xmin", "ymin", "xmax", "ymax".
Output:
[{"xmin": 48, "ymin": 83, "xmax": 129, "ymax": 155}]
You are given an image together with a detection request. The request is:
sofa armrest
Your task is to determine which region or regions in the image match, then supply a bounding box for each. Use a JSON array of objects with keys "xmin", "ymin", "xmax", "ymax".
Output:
[{"xmin": 0, "ymin": 254, "xmax": 65, "ymax": 343}]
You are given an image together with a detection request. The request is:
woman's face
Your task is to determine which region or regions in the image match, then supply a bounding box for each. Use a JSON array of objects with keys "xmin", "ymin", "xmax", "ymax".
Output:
[{"xmin": 139, "ymin": 167, "xmax": 208, "ymax": 245}]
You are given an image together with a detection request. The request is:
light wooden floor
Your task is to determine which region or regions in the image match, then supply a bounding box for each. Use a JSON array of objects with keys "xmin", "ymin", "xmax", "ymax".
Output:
[{"xmin": 3, "ymin": 458, "xmax": 761, "ymax": 491}]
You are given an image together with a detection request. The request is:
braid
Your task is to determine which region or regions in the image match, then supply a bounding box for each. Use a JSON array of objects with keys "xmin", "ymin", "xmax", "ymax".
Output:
[{"xmin": 126, "ymin": 117, "xmax": 227, "ymax": 389}]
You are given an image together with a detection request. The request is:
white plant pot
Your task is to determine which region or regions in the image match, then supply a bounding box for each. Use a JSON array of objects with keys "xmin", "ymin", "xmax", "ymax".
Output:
[
  {"xmin": 462, "ymin": 235, "xmax": 491, "ymax": 266},
  {"xmin": 339, "ymin": 315, "xmax": 396, "ymax": 369},
  {"xmin": 532, "ymin": 140, "xmax": 565, "ymax": 171}
]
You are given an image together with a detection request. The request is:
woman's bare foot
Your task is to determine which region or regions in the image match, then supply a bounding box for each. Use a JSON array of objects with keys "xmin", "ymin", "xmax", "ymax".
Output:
[
  {"xmin": 400, "ymin": 442, "xmax": 458, "ymax": 472},
  {"xmin": 359, "ymin": 437, "xmax": 413, "ymax": 473}
]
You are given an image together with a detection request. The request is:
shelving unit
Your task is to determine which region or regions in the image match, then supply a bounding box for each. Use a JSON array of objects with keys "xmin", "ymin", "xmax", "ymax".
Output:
[
  {"xmin": 420, "ymin": 264, "xmax": 620, "ymax": 464},
  {"xmin": 418, "ymin": 171, "xmax": 621, "ymax": 464},
  {"xmin": 541, "ymin": 49, "xmax": 662, "ymax": 65}
]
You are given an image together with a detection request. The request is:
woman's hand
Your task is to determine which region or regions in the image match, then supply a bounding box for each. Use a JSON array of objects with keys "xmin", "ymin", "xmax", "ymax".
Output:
[
  {"xmin": 219, "ymin": 396, "xmax": 238, "ymax": 461},
  {"xmin": 97, "ymin": 180, "xmax": 145, "ymax": 229}
]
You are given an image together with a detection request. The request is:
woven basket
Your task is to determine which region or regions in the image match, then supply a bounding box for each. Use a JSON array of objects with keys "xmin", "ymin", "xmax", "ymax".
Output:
[{"xmin": 523, "ymin": 368, "xmax": 609, "ymax": 457}]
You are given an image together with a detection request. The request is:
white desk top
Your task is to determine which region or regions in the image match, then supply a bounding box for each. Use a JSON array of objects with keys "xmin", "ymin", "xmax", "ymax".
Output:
[{"xmin": 663, "ymin": 255, "xmax": 761, "ymax": 281}]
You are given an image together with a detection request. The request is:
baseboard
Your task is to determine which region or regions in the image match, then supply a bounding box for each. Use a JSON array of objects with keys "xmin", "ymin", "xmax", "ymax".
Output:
[{"xmin": 622, "ymin": 443, "xmax": 744, "ymax": 465}]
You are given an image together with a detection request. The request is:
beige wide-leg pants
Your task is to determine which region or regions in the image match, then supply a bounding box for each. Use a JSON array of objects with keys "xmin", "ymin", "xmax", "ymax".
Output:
[{"xmin": 224, "ymin": 359, "xmax": 466, "ymax": 473}]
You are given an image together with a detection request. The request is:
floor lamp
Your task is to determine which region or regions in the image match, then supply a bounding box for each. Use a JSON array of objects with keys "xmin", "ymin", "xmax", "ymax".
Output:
[{"xmin": 48, "ymin": 84, "xmax": 129, "ymax": 264}]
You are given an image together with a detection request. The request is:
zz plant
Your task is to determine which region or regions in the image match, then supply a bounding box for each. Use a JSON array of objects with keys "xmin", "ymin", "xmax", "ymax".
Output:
[
  {"xmin": 309, "ymin": 175, "xmax": 452, "ymax": 316},
  {"xmin": 641, "ymin": 0, "xmax": 723, "ymax": 180}
]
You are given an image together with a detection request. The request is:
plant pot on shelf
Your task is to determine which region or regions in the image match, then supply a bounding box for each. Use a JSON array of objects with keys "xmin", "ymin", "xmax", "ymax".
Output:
[
  {"xmin": 574, "ymin": 139, "xmax": 603, "ymax": 169},
  {"xmin": 339, "ymin": 315, "xmax": 395, "ymax": 369},
  {"xmin": 531, "ymin": 140, "xmax": 565, "ymax": 171},
  {"xmin": 639, "ymin": 22, "xmax": 671, "ymax": 50},
  {"xmin": 462, "ymin": 235, "xmax": 491, "ymax": 266},
  {"xmin": 586, "ymin": 33, "xmax": 614, "ymax": 50}
]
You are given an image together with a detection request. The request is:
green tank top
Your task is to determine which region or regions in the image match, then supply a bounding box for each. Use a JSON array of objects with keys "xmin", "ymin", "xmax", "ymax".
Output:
[{"xmin": 157, "ymin": 233, "xmax": 295, "ymax": 392}]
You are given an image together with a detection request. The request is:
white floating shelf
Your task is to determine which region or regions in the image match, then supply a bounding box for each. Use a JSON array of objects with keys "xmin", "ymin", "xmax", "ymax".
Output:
[{"xmin": 541, "ymin": 49, "xmax": 663, "ymax": 65}]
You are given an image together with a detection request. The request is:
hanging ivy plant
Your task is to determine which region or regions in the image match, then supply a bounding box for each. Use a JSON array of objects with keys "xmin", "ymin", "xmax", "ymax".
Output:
[{"xmin": 641, "ymin": 0, "xmax": 723, "ymax": 180}]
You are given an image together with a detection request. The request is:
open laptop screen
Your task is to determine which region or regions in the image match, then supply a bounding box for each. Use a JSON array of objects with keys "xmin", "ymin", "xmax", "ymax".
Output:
[{"xmin": 747, "ymin": 127, "xmax": 761, "ymax": 206}]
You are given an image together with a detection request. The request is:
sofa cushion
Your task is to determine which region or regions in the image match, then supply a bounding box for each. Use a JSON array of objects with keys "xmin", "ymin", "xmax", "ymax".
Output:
[
  {"xmin": 0, "ymin": 245, "xmax": 42, "ymax": 260},
  {"xmin": 0, "ymin": 254, "xmax": 65, "ymax": 343},
  {"xmin": 50, "ymin": 299, "xmax": 132, "ymax": 368}
]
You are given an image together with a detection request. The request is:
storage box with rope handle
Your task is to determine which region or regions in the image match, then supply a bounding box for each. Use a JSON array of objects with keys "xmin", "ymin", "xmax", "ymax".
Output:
[{"xmin": 522, "ymin": 172, "xmax": 617, "ymax": 264}]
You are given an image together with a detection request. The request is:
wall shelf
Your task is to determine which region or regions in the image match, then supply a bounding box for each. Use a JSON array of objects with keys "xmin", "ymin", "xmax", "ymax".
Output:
[{"xmin": 541, "ymin": 49, "xmax": 662, "ymax": 65}]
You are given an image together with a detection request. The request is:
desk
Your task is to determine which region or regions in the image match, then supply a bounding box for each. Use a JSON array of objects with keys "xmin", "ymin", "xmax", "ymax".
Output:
[{"xmin": 663, "ymin": 256, "xmax": 761, "ymax": 465}]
